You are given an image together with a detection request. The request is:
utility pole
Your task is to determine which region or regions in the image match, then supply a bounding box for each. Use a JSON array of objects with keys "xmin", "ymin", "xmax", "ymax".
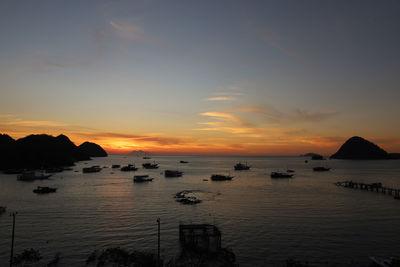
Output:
[
  {"xmin": 157, "ymin": 218, "xmax": 160, "ymax": 266},
  {"xmin": 10, "ymin": 212, "xmax": 17, "ymax": 267}
]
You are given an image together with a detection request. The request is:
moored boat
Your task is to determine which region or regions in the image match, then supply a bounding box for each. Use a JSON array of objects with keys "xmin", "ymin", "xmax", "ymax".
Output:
[
  {"xmin": 120, "ymin": 164, "xmax": 138, "ymax": 171},
  {"xmin": 270, "ymin": 172, "xmax": 293, "ymax": 178},
  {"xmin": 142, "ymin": 162, "xmax": 159, "ymax": 169},
  {"xmin": 165, "ymin": 170, "xmax": 183, "ymax": 177},
  {"xmin": 234, "ymin": 162, "xmax": 251, "ymax": 170},
  {"xmin": 313, "ymin": 167, "xmax": 331, "ymax": 172},
  {"xmin": 180, "ymin": 160, "xmax": 189, "ymax": 163},
  {"xmin": 17, "ymin": 171, "xmax": 52, "ymax": 181},
  {"xmin": 133, "ymin": 175, "xmax": 154, "ymax": 182},
  {"xmin": 211, "ymin": 174, "xmax": 233, "ymax": 181},
  {"xmin": 83, "ymin": 166, "xmax": 102, "ymax": 173},
  {"xmin": 33, "ymin": 186, "xmax": 57, "ymax": 194},
  {"xmin": 112, "ymin": 164, "xmax": 121, "ymax": 168}
]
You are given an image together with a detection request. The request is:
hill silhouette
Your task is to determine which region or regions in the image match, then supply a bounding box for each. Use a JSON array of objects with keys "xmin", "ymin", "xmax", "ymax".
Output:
[
  {"xmin": 330, "ymin": 136, "xmax": 399, "ymax": 160},
  {"xmin": 78, "ymin": 142, "xmax": 107, "ymax": 157},
  {"xmin": 0, "ymin": 134, "xmax": 107, "ymax": 170}
]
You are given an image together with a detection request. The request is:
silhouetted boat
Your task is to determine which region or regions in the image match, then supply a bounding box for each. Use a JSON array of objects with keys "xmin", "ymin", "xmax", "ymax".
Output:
[
  {"xmin": 165, "ymin": 170, "xmax": 183, "ymax": 177},
  {"xmin": 142, "ymin": 162, "xmax": 159, "ymax": 169},
  {"xmin": 17, "ymin": 171, "xmax": 52, "ymax": 181},
  {"xmin": 270, "ymin": 172, "xmax": 293, "ymax": 178},
  {"xmin": 0, "ymin": 206, "xmax": 6, "ymax": 215},
  {"xmin": 83, "ymin": 166, "xmax": 102, "ymax": 173},
  {"xmin": 112, "ymin": 164, "xmax": 121, "ymax": 168},
  {"xmin": 133, "ymin": 175, "xmax": 154, "ymax": 182},
  {"xmin": 143, "ymin": 153, "xmax": 151, "ymax": 159},
  {"xmin": 313, "ymin": 167, "xmax": 331, "ymax": 171},
  {"xmin": 120, "ymin": 164, "xmax": 138, "ymax": 171},
  {"xmin": 33, "ymin": 186, "xmax": 57, "ymax": 194},
  {"xmin": 180, "ymin": 160, "xmax": 189, "ymax": 163},
  {"xmin": 211, "ymin": 174, "xmax": 233, "ymax": 181},
  {"xmin": 234, "ymin": 162, "xmax": 250, "ymax": 170},
  {"xmin": 287, "ymin": 169, "xmax": 295, "ymax": 173}
]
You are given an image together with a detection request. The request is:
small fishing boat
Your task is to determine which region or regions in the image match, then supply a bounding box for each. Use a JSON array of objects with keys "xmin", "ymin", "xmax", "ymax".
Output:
[
  {"xmin": 270, "ymin": 172, "xmax": 293, "ymax": 178},
  {"xmin": 133, "ymin": 175, "xmax": 154, "ymax": 182},
  {"xmin": 165, "ymin": 170, "xmax": 183, "ymax": 177},
  {"xmin": 142, "ymin": 162, "xmax": 159, "ymax": 169},
  {"xmin": 234, "ymin": 162, "xmax": 251, "ymax": 171},
  {"xmin": 112, "ymin": 164, "xmax": 121, "ymax": 168},
  {"xmin": 313, "ymin": 167, "xmax": 331, "ymax": 172},
  {"xmin": 83, "ymin": 166, "xmax": 102, "ymax": 173},
  {"xmin": 211, "ymin": 174, "xmax": 233, "ymax": 181},
  {"xmin": 33, "ymin": 186, "xmax": 57, "ymax": 194},
  {"xmin": 180, "ymin": 160, "xmax": 189, "ymax": 164},
  {"xmin": 17, "ymin": 171, "xmax": 52, "ymax": 181},
  {"xmin": 120, "ymin": 164, "xmax": 138, "ymax": 171}
]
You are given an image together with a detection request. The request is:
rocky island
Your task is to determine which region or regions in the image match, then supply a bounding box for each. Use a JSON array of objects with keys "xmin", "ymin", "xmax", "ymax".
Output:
[
  {"xmin": 0, "ymin": 133, "xmax": 107, "ymax": 171},
  {"xmin": 330, "ymin": 136, "xmax": 400, "ymax": 160}
]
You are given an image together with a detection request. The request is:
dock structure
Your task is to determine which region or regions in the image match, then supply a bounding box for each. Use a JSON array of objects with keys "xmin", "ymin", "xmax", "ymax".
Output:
[
  {"xmin": 335, "ymin": 181, "xmax": 400, "ymax": 199},
  {"xmin": 179, "ymin": 224, "xmax": 222, "ymax": 253}
]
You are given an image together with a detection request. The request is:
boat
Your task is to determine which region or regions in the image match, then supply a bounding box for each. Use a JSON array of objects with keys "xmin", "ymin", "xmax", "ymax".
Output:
[
  {"xmin": 211, "ymin": 174, "xmax": 233, "ymax": 181},
  {"xmin": 133, "ymin": 175, "xmax": 154, "ymax": 182},
  {"xmin": 120, "ymin": 164, "xmax": 138, "ymax": 171},
  {"xmin": 112, "ymin": 164, "xmax": 121, "ymax": 168},
  {"xmin": 143, "ymin": 153, "xmax": 151, "ymax": 159},
  {"xmin": 270, "ymin": 172, "xmax": 293, "ymax": 178},
  {"xmin": 17, "ymin": 171, "xmax": 52, "ymax": 181},
  {"xmin": 142, "ymin": 162, "xmax": 159, "ymax": 169},
  {"xmin": 0, "ymin": 206, "xmax": 6, "ymax": 215},
  {"xmin": 33, "ymin": 186, "xmax": 57, "ymax": 194},
  {"xmin": 286, "ymin": 169, "xmax": 295, "ymax": 173},
  {"xmin": 234, "ymin": 162, "xmax": 250, "ymax": 170},
  {"xmin": 82, "ymin": 166, "xmax": 102, "ymax": 173},
  {"xmin": 313, "ymin": 167, "xmax": 331, "ymax": 172},
  {"xmin": 180, "ymin": 160, "xmax": 189, "ymax": 164},
  {"xmin": 165, "ymin": 170, "xmax": 183, "ymax": 177}
]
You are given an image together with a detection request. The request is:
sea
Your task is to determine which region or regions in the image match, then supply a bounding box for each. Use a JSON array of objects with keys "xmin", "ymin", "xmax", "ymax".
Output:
[{"xmin": 1, "ymin": 155, "xmax": 400, "ymax": 266}]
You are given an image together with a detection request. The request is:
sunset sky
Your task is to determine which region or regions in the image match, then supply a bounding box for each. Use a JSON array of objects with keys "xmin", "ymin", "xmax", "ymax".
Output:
[{"xmin": 1, "ymin": 0, "xmax": 400, "ymax": 155}]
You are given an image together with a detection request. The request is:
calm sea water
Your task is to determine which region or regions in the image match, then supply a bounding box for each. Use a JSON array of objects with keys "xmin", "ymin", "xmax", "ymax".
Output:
[{"xmin": 1, "ymin": 155, "xmax": 400, "ymax": 266}]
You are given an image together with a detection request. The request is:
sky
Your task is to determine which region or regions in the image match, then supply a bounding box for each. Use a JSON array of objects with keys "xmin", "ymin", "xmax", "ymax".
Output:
[{"xmin": 1, "ymin": 0, "xmax": 400, "ymax": 155}]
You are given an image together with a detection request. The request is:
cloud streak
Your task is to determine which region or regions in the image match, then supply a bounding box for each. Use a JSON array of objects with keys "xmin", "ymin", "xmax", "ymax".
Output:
[
  {"xmin": 206, "ymin": 96, "xmax": 236, "ymax": 101},
  {"xmin": 110, "ymin": 20, "xmax": 150, "ymax": 43}
]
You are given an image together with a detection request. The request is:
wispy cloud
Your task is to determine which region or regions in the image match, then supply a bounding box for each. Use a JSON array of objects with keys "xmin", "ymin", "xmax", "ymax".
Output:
[
  {"xmin": 200, "ymin": 112, "xmax": 252, "ymax": 127},
  {"xmin": 240, "ymin": 105, "xmax": 339, "ymax": 123},
  {"xmin": 206, "ymin": 96, "xmax": 236, "ymax": 101},
  {"xmin": 109, "ymin": 20, "xmax": 150, "ymax": 43}
]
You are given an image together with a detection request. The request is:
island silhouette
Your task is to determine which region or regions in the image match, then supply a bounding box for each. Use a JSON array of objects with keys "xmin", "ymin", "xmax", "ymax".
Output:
[
  {"xmin": 330, "ymin": 136, "xmax": 400, "ymax": 160},
  {"xmin": 0, "ymin": 133, "xmax": 107, "ymax": 171}
]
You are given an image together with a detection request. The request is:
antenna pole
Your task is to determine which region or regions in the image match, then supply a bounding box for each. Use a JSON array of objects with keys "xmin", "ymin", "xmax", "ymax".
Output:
[
  {"xmin": 10, "ymin": 212, "xmax": 17, "ymax": 267},
  {"xmin": 157, "ymin": 218, "xmax": 160, "ymax": 266}
]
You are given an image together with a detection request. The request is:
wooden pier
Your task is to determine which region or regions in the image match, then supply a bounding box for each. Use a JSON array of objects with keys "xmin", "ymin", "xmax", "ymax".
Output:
[{"xmin": 335, "ymin": 181, "xmax": 400, "ymax": 200}]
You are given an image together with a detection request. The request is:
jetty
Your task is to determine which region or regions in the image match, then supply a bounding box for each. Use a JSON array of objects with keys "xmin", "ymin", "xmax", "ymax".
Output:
[{"xmin": 335, "ymin": 180, "xmax": 400, "ymax": 200}]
